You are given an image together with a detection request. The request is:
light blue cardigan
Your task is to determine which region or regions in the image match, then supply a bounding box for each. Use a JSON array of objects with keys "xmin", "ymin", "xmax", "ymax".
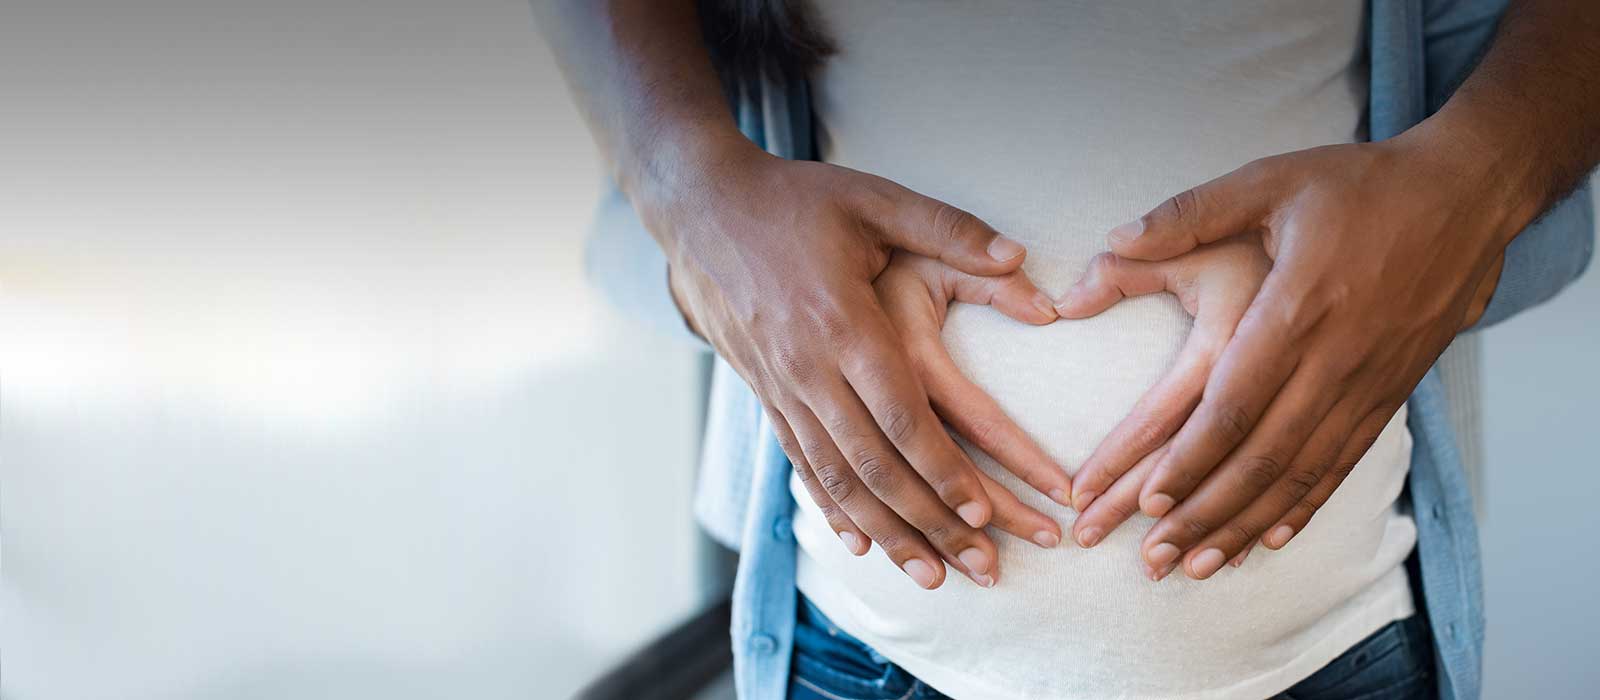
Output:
[{"xmin": 585, "ymin": 1, "xmax": 1595, "ymax": 697}]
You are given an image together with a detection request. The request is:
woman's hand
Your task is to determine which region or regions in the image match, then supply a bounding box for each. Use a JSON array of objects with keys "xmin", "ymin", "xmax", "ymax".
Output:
[
  {"xmin": 653, "ymin": 143, "xmax": 1072, "ymax": 589},
  {"xmin": 873, "ymin": 251, "xmax": 1071, "ymax": 561},
  {"xmin": 1053, "ymin": 238, "xmax": 1270, "ymax": 576},
  {"xmin": 1064, "ymin": 139, "xmax": 1512, "ymax": 581}
]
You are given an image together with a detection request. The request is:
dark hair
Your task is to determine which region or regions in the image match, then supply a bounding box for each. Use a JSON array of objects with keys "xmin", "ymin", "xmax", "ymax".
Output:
[{"xmin": 697, "ymin": 0, "xmax": 835, "ymax": 84}]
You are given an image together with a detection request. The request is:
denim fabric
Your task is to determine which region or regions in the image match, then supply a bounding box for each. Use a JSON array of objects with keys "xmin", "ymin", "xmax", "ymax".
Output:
[
  {"xmin": 582, "ymin": 1, "xmax": 1597, "ymax": 698},
  {"xmin": 790, "ymin": 596, "xmax": 1436, "ymax": 700}
]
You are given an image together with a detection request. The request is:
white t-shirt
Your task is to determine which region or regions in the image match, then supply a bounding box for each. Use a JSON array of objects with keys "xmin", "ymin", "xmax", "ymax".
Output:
[{"xmin": 791, "ymin": 2, "xmax": 1419, "ymax": 698}]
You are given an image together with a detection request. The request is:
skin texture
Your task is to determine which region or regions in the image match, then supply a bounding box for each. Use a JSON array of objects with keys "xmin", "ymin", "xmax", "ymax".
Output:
[
  {"xmin": 1068, "ymin": 0, "xmax": 1600, "ymax": 581},
  {"xmin": 1062, "ymin": 234, "xmax": 1500, "ymax": 580},
  {"xmin": 662, "ymin": 150, "xmax": 1074, "ymax": 589},
  {"xmin": 540, "ymin": 0, "xmax": 1600, "ymax": 589},
  {"xmin": 536, "ymin": 0, "xmax": 1070, "ymax": 589}
]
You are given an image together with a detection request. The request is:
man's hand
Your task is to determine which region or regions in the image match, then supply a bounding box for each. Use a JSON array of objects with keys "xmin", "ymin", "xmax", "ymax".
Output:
[
  {"xmin": 1067, "ymin": 139, "xmax": 1513, "ymax": 581},
  {"xmin": 1052, "ymin": 238, "xmax": 1269, "ymax": 572},
  {"xmin": 660, "ymin": 145, "xmax": 1071, "ymax": 589},
  {"xmin": 538, "ymin": 0, "xmax": 1071, "ymax": 590},
  {"xmin": 873, "ymin": 251, "xmax": 1071, "ymax": 557}
]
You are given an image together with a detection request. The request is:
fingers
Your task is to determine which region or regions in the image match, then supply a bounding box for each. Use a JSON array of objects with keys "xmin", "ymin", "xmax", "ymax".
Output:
[
  {"xmin": 1156, "ymin": 395, "xmax": 1355, "ymax": 580},
  {"xmin": 864, "ymin": 180, "xmax": 1028, "ymax": 277},
  {"xmin": 911, "ymin": 333, "xmax": 1074, "ymax": 509},
  {"xmin": 975, "ymin": 469, "xmax": 1064, "ymax": 549},
  {"xmin": 1138, "ymin": 364, "xmax": 1341, "ymax": 575},
  {"xmin": 1054, "ymin": 252, "xmax": 1173, "ymax": 319},
  {"xmin": 940, "ymin": 264, "xmax": 1059, "ymax": 326},
  {"xmin": 1138, "ymin": 286, "xmax": 1302, "ymax": 518},
  {"xmin": 786, "ymin": 402, "xmax": 956, "ymax": 589},
  {"xmin": 1072, "ymin": 443, "xmax": 1166, "ymax": 553},
  {"xmin": 1067, "ymin": 329, "xmax": 1210, "ymax": 514},
  {"xmin": 875, "ymin": 254, "xmax": 1066, "ymax": 547},
  {"xmin": 1266, "ymin": 405, "xmax": 1397, "ymax": 550},
  {"xmin": 806, "ymin": 364, "xmax": 1001, "ymax": 588},
  {"xmin": 839, "ymin": 311, "xmax": 995, "ymax": 527},
  {"xmin": 1106, "ymin": 159, "xmax": 1281, "ymax": 261},
  {"xmin": 765, "ymin": 403, "xmax": 870, "ymax": 556}
]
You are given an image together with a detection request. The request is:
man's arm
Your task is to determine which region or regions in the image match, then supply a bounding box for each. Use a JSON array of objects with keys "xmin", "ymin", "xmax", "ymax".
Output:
[
  {"xmin": 534, "ymin": 1, "xmax": 1073, "ymax": 588},
  {"xmin": 1068, "ymin": 0, "xmax": 1600, "ymax": 579}
]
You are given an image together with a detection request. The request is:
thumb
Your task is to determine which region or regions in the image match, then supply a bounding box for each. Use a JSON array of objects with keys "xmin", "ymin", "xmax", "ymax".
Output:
[
  {"xmin": 1108, "ymin": 160, "xmax": 1279, "ymax": 261},
  {"xmin": 866, "ymin": 179, "xmax": 1027, "ymax": 276},
  {"xmin": 1054, "ymin": 252, "xmax": 1176, "ymax": 319}
]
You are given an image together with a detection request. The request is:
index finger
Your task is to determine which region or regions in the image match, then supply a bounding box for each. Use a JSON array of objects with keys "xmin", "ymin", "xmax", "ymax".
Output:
[
  {"xmin": 838, "ymin": 305, "xmax": 995, "ymax": 528},
  {"xmin": 1138, "ymin": 281, "xmax": 1303, "ymax": 516}
]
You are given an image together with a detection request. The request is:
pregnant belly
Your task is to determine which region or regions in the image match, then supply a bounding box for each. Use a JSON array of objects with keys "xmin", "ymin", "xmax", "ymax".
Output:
[{"xmin": 790, "ymin": 258, "xmax": 1419, "ymax": 698}]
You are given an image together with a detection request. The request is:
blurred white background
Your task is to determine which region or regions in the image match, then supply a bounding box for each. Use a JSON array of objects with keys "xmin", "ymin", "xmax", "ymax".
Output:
[
  {"xmin": 1, "ymin": 1, "xmax": 1595, "ymax": 699},
  {"xmin": 3, "ymin": 1, "xmax": 710, "ymax": 698}
]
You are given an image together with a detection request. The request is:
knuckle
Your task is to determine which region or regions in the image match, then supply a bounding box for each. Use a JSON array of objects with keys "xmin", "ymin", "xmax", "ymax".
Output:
[
  {"xmin": 1090, "ymin": 251, "xmax": 1120, "ymax": 276},
  {"xmin": 1179, "ymin": 516, "xmax": 1214, "ymax": 541},
  {"xmin": 818, "ymin": 502, "xmax": 847, "ymax": 524},
  {"xmin": 1329, "ymin": 458, "xmax": 1358, "ymax": 483},
  {"xmin": 878, "ymin": 400, "xmax": 919, "ymax": 444},
  {"xmin": 1165, "ymin": 188, "xmax": 1200, "ymax": 222},
  {"xmin": 1128, "ymin": 418, "xmax": 1169, "ymax": 452},
  {"xmin": 1103, "ymin": 497, "xmax": 1140, "ymax": 523},
  {"xmin": 818, "ymin": 468, "xmax": 856, "ymax": 504},
  {"xmin": 921, "ymin": 524, "xmax": 954, "ymax": 545},
  {"xmin": 1222, "ymin": 523, "xmax": 1255, "ymax": 545},
  {"xmin": 1212, "ymin": 403, "xmax": 1253, "ymax": 445},
  {"xmin": 874, "ymin": 532, "xmax": 907, "ymax": 555},
  {"xmin": 1238, "ymin": 454, "xmax": 1285, "ymax": 491},
  {"xmin": 931, "ymin": 203, "xmax": 975, "ymax": 243},
  {"xmin": 1283, "ymin": 468, "xmax": 1322, "ymax": 499},
  {"xmin": 965, "ymin": 417, "xmax": 1005, "ymax": 450},
  {"xmin": 855, "ymin": 452, "xmax": 899, "ymax": 495}
]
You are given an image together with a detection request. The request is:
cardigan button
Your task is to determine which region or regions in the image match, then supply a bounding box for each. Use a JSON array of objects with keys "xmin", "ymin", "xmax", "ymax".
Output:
[
  {"xmin": 772, "ymin": 517, "xmax": 793, "ymax": 541},
  {"xmin": 751, "ymin": 633, "xmax": 778, "ymax": 655}
]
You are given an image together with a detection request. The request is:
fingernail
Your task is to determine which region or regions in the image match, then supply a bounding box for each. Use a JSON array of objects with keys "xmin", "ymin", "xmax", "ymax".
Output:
[
  {"xmin": 987, "ymin": 235, "xmax": 1025, "ymax": 262},
  {"xmin": 1230, "ymin": 548, "xmax": 1250, "ymax": 568},
  {"xmin": 956, "ymin": 501, "xmax": 986, "ymax": 528},
  {"xmin": 903, "ymin": 559, "xmax": 937, "ymax": 589},
  {"xmin": 1154, "ymin": 561, "xmax": 1178, "ymax": 581},
  {"xmin": 1143, "ymin": 493, "xmax": 1175, "ymax": 517},
  {"xmin": 1049, "ymin": 488, "xmax": 1070, "ymax": 506},
  {"xmin": 1072, "ymin": 490, "xmax": 1098, "ymax": 512},
  {"xmin": 1075, "ymin": 527, "xmax": 1103, "ymax": 549},
  {"xmin": 972, "ymin": 572, "xmax": 995, "ymax": 588},
  {"xmin": 1190, "ymin": 548, "xmax": 1226, "ymax": 579},
  {"xmin": 957, "ymin": 547, "xmax": 991, "ymax": 575},
  {"xmin": 1032, "ymin": 531, "xmax": 1060, "ymax": 548},
  {"xmin": 1267, "ymin": 525, "xmax": 1296, "ymax": 549},
  {"xmin": 1147, "ymin": 542, "xmax": 1181, "ymax": 567},
  {"xmin": 838, "ymin": 531, "xmax": 865, "ymax": 555},
  {"xmin": 1107, "ymin": 218, "xmax": 1145, "ymax": 246},
  {"xmin": 1032, "ymin": 292, "xmax": 1058, "ymax": 319}
]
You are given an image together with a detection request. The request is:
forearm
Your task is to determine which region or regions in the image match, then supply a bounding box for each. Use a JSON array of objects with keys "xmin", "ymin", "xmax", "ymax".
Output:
[
  {"xmin": 1402, "ymin": 0, "xmax": 1600, "ymax": 246},
  {"xmin": 532, "ymin": 1, "xmax": 750, "ymax": 225}
]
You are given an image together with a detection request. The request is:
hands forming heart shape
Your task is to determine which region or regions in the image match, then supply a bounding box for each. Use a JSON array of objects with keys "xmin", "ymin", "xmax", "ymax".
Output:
[{"xmin": 869, "ymin": 139, "xmax": 1507, "ymax": 585}]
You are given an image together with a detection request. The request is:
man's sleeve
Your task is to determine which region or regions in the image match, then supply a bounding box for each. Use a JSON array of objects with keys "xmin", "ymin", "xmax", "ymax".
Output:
[
  {"xmin": 1470, "ymin": 182, "xmax": 1596, "ymax": 330},
  {"xmin": 1422, "ymin": 0, "xmax": 1598, "ymax": 331}
]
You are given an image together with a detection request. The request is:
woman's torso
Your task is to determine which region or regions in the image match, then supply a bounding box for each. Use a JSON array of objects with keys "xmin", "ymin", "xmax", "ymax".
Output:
[{"xmin": 790, "ymin": 2, "xmax": 1420, "ymax": 698}]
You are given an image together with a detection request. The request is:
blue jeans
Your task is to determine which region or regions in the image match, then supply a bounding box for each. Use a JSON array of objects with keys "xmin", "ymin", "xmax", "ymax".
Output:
[{"xmin": 789, "ymin": 596, "xmax": 1436, "ymax": 700}]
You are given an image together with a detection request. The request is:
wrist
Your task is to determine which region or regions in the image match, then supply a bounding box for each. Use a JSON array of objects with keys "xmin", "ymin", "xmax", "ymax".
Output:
[
  {"xmin": 626, "ymin": 124, "xmax": 765, "ymax": 232},
  {"xmin": 1395, "ymin": 109, "xmax": 1550, "ymax": 250}
]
